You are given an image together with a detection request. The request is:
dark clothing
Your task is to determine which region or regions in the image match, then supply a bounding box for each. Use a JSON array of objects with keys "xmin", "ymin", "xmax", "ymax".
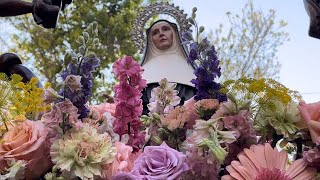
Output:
[{"xmin": 142, "ymin": 82, "xmax": 196, "ymax": 115}]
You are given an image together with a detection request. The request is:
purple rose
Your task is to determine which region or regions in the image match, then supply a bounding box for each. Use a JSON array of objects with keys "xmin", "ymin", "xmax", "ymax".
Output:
[{"xmin": 131, "ymin": 142, "xmax": 189, "ymax": 179}]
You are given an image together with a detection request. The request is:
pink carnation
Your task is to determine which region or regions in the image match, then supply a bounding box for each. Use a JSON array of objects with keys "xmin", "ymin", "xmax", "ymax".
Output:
[
  {"xmin": 195, "ymin": 99, "xmax": 220, "ymax": 111},
  {"xmin": 161, "ymin": 106, "xmax": 190, "ymax": 131}
]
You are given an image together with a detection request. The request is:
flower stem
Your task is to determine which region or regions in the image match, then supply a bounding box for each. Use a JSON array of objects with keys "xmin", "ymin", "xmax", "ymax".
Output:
[
  {"xmin": 128, "ymin": 122, "xmax": 131, "ymax": 135},
  {"xmin": 0, "ymin": 113, "xmax": 9, "ymax": 132},
  {"xmin": 174, "ymin": 130, "xmax": 180, "ymax": 151},
  {"xmin": 3, "ymin": 120, "xmax": 8, "ymax": 132},
  {"xmin": 62, "ymin": 113, "xmax": 67, "ymax": 134}
]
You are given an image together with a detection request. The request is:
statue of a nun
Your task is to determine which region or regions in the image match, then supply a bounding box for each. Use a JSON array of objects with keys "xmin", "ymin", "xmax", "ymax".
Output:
[{"xmin": 140, "ymin": 19, "xmax": 196, "ymax": 114}]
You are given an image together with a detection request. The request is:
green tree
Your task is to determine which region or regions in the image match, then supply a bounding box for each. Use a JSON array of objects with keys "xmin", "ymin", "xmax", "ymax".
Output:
[
  {"xmin": 4, "ymin": 0, "xmax": 171, "ymax": 103},
  {"xmin": 212, "ymin": 1, "xmax": 289, "ymax": 81}
]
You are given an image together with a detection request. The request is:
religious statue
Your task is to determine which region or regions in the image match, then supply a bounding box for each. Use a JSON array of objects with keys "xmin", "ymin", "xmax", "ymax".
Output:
[
  {"xmin": 304, "ymin": 0, "xmax": 320, "ymax": 39},
  {"xmin": 131, "ymin": 3, "xmax": 197, "ymax": 114},
  {"xmin": 0, "ymin": 0, "xmax": 72, "ymax": 28}
]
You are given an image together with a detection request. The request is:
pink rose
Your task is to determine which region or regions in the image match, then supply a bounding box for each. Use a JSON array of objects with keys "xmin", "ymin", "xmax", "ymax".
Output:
[
  {"xmin": 298, "ymin": 101, "xmax": 320, "ymax": 143},
  {"xmin": 0, "ymin": 120, "xmax": 52, "ymax": 179},
  {"xmin": 91, "ymin": 103, "xmax": 116, "ymax": 117},
  {"xmin": 64, "ymin": 75, "xmax": 82, "ymax": 92},
  {"xmin": 102, "ymin": 141, "xmax": 141, "ymax": 179}
]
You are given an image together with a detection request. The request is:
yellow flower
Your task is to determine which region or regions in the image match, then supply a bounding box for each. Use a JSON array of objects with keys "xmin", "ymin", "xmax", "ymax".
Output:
[
  {"xmin": 29, "ymin": 77, "xmax": 38, "ymax": 86},
  {"xmin": 14, "ymin": 114, "xmax": 27, "ymax": 122},
  {"xmin": 15, "ymin": 82, "xmax": 25, "ymax": 89},
  {"xmin": 11, "ymin": 77, "xmax": 47, "ymax": 119},
  {"xmin": 44, "ymin": 82, "xmax": 51, "ymax": 89}
]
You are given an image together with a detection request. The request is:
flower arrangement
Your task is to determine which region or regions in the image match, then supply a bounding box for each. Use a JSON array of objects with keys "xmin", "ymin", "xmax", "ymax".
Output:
[{"xmin": 0, "ymin": 14, "xmax": 320, "ymax": 180}]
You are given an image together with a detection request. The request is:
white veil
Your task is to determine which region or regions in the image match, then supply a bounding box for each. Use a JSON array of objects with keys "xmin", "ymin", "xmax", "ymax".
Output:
[{"xmin": 140, "ymin": 20, "xmax": 195, "ymax": 87}]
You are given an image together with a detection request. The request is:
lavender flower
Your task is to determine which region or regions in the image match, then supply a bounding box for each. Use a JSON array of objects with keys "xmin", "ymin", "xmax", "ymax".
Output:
[
  {"xmin": 59, "ymin": 23, "xmax": 101, "ymax": 119},
  {"xmin": 188, "ymin": 43, "xmax": 198, "ymax": 64},
  {"xmin": 182, "ymin": 18, "xmax": 226, "ymax": 102},
  {"xmin": 64, "ymin": 75, "xmax": 82, "ymax": 92}
]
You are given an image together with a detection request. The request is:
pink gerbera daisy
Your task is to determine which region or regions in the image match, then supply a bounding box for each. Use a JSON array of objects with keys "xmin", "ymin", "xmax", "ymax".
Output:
[{"xmin": 222, "ymin": 143, "xmax": 317, "ymax": 180}]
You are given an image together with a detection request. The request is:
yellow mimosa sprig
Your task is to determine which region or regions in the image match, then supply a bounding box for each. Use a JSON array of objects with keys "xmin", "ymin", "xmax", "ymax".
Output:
[{"xmin": 14, "ymin": 77, "xmax": 50, "ymax": 120}]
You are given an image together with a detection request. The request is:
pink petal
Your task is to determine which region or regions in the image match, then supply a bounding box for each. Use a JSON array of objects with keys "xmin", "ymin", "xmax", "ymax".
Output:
[
  {"xmin": 298, "ymin": 101, "xmax": 312, "ymax": 121},
  {"xmin": 226, "ymin": 165, "xmax": 245, "ymax": 180},
  {"xmin": 278, "ymin": 150, "xmax": 288, "ymax": 171},
  {"xmin": 243, "ymin": 148, "xmax": 260, "ymax": 170},
  {"xmin": 285, "ymin": 159, "xmax": 307, "ymax": 179},
  {"xmin": 238, "ymin": 154, "xmax": 258, "ymax": 176},
  {"xmin": 221, "ymin": 175, "xmax": 236, "ymax": 180},
  {"xmin": 264, "ymin": 143, "xmax": 276, "ymax": 169},
  {"xmin": 306, "ymin": 120, "xmax": 320, "ymax": 143},
  {"xmin": 231, "ymin": 161, "xmax": 253, "ymax": 180},
  {"xmin": 272, "ymin": 147, "xmax": 280, "ymax": 169},
  {"xmin": 291, "ymin": 167, "xmax": 317, "ymax": 180},
  {"xmin": 252, "ymin": 145, "xmax": 267, "ymax": 168},
  {"xmin": 235, "ymin": 166, "xmax": 254, "ymax": 180}
]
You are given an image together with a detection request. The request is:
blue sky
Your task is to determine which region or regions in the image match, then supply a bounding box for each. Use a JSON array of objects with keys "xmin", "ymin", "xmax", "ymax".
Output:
[{"xmin": 173, "ymin": 0, "xmax": 320, "ymax": 103}]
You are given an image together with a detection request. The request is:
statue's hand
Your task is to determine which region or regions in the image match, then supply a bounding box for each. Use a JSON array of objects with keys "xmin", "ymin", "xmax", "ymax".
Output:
[
  {"xmin": 32, "ymin": 0, "xmax": 60, "ymax": 29},
  {"xmin": 0, "ymin": 53, "xmax": 22, "ymax": 74}
]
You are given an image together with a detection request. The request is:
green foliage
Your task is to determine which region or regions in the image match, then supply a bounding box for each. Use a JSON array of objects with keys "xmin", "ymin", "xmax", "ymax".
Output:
[{"xmin": 212, "ymin": 0, "xmax": 289, "ymax": 81}]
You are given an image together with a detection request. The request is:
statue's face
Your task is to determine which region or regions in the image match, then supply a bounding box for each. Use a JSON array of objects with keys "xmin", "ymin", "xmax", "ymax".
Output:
[{"xmin": 151, "ymin": 22, "xmax": 174, "ymax": 50}]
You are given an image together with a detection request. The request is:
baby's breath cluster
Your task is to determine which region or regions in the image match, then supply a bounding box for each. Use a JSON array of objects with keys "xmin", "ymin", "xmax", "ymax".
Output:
[{"xmin": 14, "ymin": 77, "xmax": 50, "ymax": 119}]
